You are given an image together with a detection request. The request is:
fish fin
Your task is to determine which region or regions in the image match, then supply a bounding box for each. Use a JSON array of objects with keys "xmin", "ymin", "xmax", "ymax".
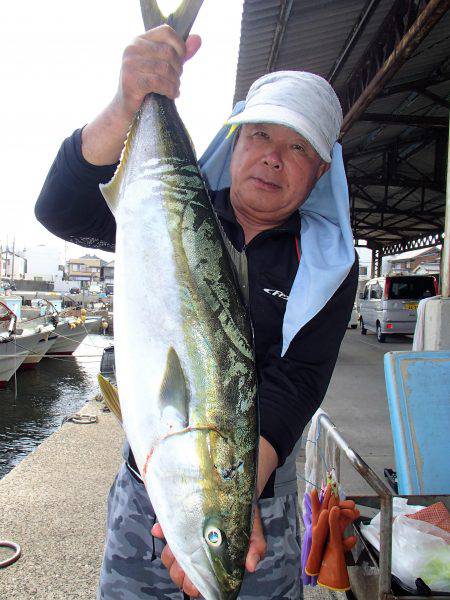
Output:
[
  {"xmin": 98, "ymin": 373, "xmax": 122, "ymax": 423},
  {"xmin": 139, "ymin": 1, "xmax": 203, "ymax": 40},
  {"xmin": 159, "ymin": 347, "xmax": 189, "ymax": 427},
  {"xmin": 99, "ymin": 118, "xmax": 139, "ymax": 214}
]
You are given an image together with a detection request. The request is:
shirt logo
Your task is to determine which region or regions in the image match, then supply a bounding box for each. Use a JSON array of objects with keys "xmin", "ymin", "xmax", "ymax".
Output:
[{"xmin": 263, "ymin": 288, "xmax": 289, "ymax": 301}]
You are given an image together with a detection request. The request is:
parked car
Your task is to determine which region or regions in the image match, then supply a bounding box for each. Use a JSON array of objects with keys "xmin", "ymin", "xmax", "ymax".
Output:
[
  {"xmin": 69, "ymin": 287, "xmax": 81, "ymax": 294},
  {"xmin": 359, "ymin": 275, "xmax": 438, "ymax": 342}
]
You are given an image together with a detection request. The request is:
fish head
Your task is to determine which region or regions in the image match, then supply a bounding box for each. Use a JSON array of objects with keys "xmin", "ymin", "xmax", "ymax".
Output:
[{"xmin": 145, "ymin": 427, "xmax": 255, "ymax": 600}]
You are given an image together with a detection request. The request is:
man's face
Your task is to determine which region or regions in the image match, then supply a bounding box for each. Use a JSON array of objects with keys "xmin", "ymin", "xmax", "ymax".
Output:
[{"xmin": 230, "ymin": 123, "xmax": 330, "ymax": 226}]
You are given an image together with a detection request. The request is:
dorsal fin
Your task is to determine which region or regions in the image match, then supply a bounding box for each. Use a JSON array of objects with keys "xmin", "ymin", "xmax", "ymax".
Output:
[
  {"xmin": 140, "ymin": 1, "xmax": 203, "ymax": 40},
  {"xmin": 99, "ymin": 112, "xmax": 140, "ymax": 214},
  {"xmin": 159, "ymin": 347, "xmax": 189, "ymax": 426}
]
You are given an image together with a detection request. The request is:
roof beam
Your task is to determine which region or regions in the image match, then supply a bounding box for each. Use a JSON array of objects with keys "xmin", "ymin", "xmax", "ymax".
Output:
[
  {"xmin": 266, "ymin": 0, "xmax": 294, "ymax": 73},
  {"xmin": 356, "ymin": 225, "xmax": 441, "ymax": 234},
  {"xmin": 417, "ymin": 89, "xmax": 450, "ymax": 110},
  {"xmin": 340, "ymin": 0, "xmax": 450, "ymax": 136},
  {"xmin": 353, "ymin": 206, "xmax": 444, "ymax": 220},
  {"xmin": 348, "ymin": 176, "xmax": 445, "ymax": 193},
  {"xmin": 358, "ymin": 113, "xmax": 448, "ymax": 128},
  {"xmin": 378, "ymin": 74, "xmax": 450, "ymax": 98},
  {"xmin": 327, "ymin": 0, "xmax": 381, "ymax": 84},
  {"xmin": 345, "ymin": 132, "xmax": 437, "ymax": 160}
]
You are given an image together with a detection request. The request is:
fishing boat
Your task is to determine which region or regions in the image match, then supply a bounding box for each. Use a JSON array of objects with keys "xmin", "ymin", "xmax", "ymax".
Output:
[
  {"xmin": 47, "ymin": 315, "xmax": 102, "ymax": 355},
  {"xmin": 20, "ymin": 327, "xmax": 58, "ymax": 369},
  {"xmin": 0, "ymin": 303, "xmax": 55, "ymax": 387}
]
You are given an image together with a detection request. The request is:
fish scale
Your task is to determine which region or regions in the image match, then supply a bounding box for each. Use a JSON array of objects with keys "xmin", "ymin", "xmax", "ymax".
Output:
[{"xmin": 99, "ymin": 2, "xmax": 258, "ymax": 598}]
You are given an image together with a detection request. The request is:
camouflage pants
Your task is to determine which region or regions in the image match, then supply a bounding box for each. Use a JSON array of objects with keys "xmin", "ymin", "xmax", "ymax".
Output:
[{"xmin": 98, "ymin": 463, "xmax": 303, "ymax": 599}]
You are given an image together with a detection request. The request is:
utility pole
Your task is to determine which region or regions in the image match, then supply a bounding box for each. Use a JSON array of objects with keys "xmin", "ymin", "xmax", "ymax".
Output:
[{"xmin": 10, "ymin": 236, "xmax": 15, "ymax": 285}]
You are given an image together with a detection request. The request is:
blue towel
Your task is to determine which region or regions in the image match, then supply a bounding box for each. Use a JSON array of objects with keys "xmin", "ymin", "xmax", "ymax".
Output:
[{"xmin": 199, "ymin": 104, "xmax": 355, "ymax": 355}]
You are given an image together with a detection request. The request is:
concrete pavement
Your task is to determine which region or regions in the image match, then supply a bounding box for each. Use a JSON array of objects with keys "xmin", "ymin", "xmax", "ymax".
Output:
[{"xmin": 0, "ymin": 328, "xmax": 411, "ymax": 599}]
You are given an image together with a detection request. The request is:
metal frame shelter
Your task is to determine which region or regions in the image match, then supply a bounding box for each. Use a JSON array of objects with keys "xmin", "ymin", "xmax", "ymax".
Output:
[{"xmin": 233, "ymin": 0, "xmax": 450, "ymax": 289}]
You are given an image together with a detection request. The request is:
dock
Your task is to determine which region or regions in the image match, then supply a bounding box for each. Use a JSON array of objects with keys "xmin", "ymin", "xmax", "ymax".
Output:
[
  {"xmin": 0, "ymin": 400, "xmax": 123, "ymax": 599},
  {"xmin": 0, "ymin": 329, "xmax": 401, "ymax": 599}
]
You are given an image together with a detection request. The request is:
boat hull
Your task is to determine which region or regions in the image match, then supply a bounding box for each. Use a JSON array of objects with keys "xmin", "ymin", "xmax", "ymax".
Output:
[
  {"xmin": 47, "ymin": 317, "xmax": 101, "ymax": 355},
  {"xmin": 0, "ymin": 331, "xmax": 47, "ymax": 386},
  {"xmin": 20, "ymin": 334, "xmax": 58, "ymax": 368}
]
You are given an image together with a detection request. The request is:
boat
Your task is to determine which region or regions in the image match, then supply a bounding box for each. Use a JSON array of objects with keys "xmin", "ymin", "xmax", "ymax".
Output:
[
  {"xmin": 0, "ymin": 303, "xmax": 55, "ymax": 387},
  {"xmin": 19, "ymin": 326, "xmax": 58, "ymax": 369},
  {"xmin": 46, "ymin": 315, "xmax": 102, "ymax": 355}
]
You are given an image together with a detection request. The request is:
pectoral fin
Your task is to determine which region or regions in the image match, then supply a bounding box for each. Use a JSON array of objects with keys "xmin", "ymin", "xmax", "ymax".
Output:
[
  {"xmin": 98, "ymin": 374, "xmax": 122, "ymax": 423},
  {"xmin": 159, "ymin": 347, "xmax": 189, "ymax": 430}
]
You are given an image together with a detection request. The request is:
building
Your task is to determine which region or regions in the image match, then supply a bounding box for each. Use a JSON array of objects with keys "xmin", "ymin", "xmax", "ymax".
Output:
[
  {"xmin": 386, "ymin": 247, "xmax": 441, "ymax": 276},
  {"xmin": 1, "ymin": 249, "xmax": 26, "ymax": 280},
  {"xmin": 23, "ymin": 244, "xmax": 62, "ymax": 281},
  {"xmin": 101, "ymin": 260, "xmax": 114, "ymax": 291},
  {"xmin": 67, "ymin": 254, "xmax": 107, "ymax": 284}
]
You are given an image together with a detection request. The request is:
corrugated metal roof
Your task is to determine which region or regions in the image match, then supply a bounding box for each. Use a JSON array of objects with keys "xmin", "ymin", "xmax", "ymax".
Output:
[{"xmin": 233, "ymin": 0, "xmax": 450, "ymax": 251}]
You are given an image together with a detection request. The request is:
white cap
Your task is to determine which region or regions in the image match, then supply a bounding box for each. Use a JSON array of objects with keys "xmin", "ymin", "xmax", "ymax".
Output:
[{"xmin": 227, "ymin": 71, "xmax": 343, "ymax": 163}]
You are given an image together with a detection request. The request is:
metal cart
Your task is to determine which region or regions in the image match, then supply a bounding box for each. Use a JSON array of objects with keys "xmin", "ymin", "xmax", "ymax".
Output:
[{"xmin": 314, "ymin": 413, "xmax": 450, "ymax": 600}]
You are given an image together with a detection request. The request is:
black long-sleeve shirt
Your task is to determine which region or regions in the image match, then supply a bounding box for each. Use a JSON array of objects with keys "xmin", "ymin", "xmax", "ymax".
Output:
[{"xmin": 35, "ymin": 128, "xmax": 358, "ymax": 496}]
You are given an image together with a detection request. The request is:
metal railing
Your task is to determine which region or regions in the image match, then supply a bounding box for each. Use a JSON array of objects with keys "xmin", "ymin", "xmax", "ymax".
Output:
[{"xmin": 317, "ymin": 413, "xmax": 394, "ymax": 600}]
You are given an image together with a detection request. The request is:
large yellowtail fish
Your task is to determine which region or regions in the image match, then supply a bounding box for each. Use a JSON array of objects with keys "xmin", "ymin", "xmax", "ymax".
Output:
[{"xmin": 99, "ymin": 1, "xmax": 258, "ymax": 597}]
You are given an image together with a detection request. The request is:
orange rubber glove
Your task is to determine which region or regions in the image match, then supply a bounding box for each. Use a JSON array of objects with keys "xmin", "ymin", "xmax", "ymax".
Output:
[
  {"xmin": 305, "ymin": 485, "xmax": 332, "ymax": 576},
  {"xmin": 317, "ymin": 505, "xmax": 358, "ymax": 592}
]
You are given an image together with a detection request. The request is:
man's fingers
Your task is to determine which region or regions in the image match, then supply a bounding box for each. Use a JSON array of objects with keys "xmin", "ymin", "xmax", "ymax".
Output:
[
  {"xmin": 135, "ymin": 73, "xmax": 179, "ymax": 100},
  {"xmin": 160, "ymin": 543, "xmax": 175, "ymax": 570},
  {"xmin": 183, "ymin": 574, "xmax": 200, "ymax": 598},
  {"xmin": 150, "ymin": 523, "xmax": 199, "ymax": 596},
  {"xmin": 245, "ymin": 506, "xmax": 266, "ymax": 572},
  {"xmin": 169, "ymin": 560, "xmax": 186, "ymax": 589},
  {"xmin": 151, "ymin": 522, "xmax": 164, "ymax": 539},
  {"xmin": 185, "ymin": 34, "xmax": 202, "ymax": 61},
  {"xmin": 132, "ymin": 38, "xmax": 184, "ymax": 74},
  {"xmin": 140, "ymin": 24, "xmax": 187, "ymax": 58},
  {"xmin": 245, "ymin": 552, "xmax": 261, "ymax": 573}
]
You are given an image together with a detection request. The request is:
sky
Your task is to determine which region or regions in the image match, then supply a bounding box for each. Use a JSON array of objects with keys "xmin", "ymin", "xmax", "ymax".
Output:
[{"xmin": 0, "ymin": 0, "xmax": 244, "ymax": 262}]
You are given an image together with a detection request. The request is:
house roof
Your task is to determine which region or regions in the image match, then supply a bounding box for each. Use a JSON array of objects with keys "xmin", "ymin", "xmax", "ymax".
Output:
[{"xmin": 388, "ymin": 246, "xmax": 440, "ymax": 262}]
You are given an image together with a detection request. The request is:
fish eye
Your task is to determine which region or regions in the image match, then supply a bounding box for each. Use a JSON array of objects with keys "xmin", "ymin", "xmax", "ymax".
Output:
[{"xmin": 204, "ymin": 525, "xmax": 223, "ymax": 548}]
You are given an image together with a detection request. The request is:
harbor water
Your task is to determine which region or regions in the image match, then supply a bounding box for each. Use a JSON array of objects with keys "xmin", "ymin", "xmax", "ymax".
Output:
[{"xmin": 0, "ymin": 333, "xmax": 113, "ymax": 479}]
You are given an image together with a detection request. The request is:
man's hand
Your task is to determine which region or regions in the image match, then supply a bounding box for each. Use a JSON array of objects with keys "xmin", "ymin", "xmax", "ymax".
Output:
[
  {"xmin": 81, "ymin": 25, "xmax": 201, "ymax": 166},
  {"xmin": 117, "ymin": 25, "xmax": 202, "ymax": 123},
  {"xmin": 151, "ymin": 505, "xmax": 266, "ymax": 597}
]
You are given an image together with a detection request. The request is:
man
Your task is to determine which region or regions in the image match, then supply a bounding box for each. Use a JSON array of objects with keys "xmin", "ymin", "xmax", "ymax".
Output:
[{"xmin": 35, "ymin": 24, "xmax": 357, "ymax": 600}]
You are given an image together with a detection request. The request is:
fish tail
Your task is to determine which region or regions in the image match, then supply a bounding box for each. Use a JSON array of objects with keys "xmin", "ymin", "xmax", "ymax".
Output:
[
  {"xmin": 140, "ymin": 1, "xmax": 204, "ymax": 40},
  {"xmin": 139, "ymin": 0, "xmax": 165, "ymax": 30}
]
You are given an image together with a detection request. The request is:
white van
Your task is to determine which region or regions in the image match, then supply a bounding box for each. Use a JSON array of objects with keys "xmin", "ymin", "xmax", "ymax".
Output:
[{"xmin": 359, "ymin": 275, "xmax": 438, "ymax": 342}]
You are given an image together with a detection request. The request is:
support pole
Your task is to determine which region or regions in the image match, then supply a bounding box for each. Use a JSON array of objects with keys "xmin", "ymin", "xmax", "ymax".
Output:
[{"xmin": 442, "ymin": 112, "xmax": 450, "ymax": 298}]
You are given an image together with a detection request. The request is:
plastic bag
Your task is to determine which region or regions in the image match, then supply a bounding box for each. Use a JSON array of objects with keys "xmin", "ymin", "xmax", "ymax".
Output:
[{"xmin": 361, "ymin": 498, "xmax": 450, "ymax": 592}]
